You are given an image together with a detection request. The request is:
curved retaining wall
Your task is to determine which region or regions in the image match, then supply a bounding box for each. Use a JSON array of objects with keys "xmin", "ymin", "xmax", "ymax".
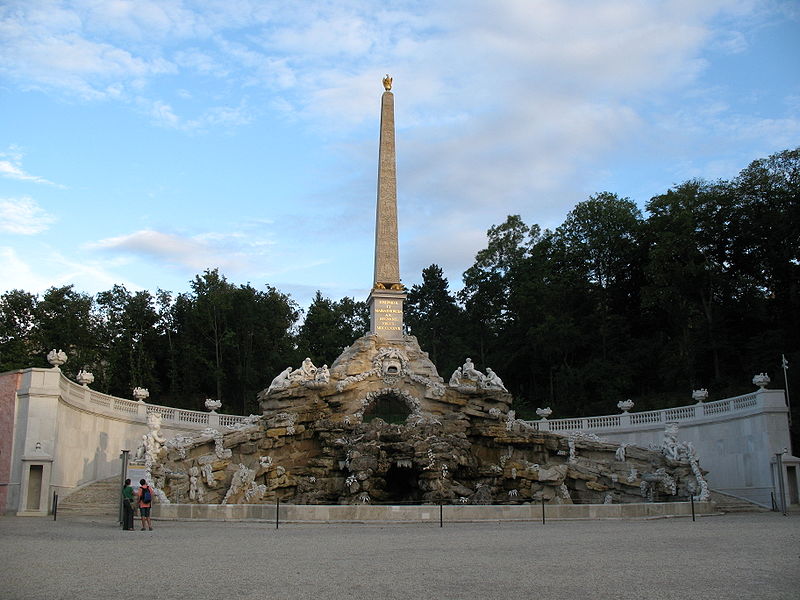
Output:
[
  {"xmin": 1, "ymin": 367, "xmax": 794, "ymax": 514},
  {"xmin": 1, "ymin": 367, "xmax": 247, "ymax": 515}
]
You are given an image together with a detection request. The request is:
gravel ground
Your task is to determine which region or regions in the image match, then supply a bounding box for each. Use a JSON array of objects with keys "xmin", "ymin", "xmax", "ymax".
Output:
[{"xmin": 1, "ymin": 512, "xmax": 798, "ymax": 600}]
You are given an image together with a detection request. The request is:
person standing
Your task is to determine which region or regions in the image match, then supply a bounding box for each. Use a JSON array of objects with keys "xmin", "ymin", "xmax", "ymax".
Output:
[
  {"xmin": 122, "ymin": 478, "xmax": 135, "ymax": 531},
  {"xmin": 137, "ymin": 479, "xmax": 154, "ymax": 531}
]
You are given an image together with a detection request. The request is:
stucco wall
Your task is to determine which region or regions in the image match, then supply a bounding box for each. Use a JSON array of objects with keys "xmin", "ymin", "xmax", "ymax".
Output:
[{"xmin": 5, "ymin": 368, "xmax": 242, "ymax": 513}]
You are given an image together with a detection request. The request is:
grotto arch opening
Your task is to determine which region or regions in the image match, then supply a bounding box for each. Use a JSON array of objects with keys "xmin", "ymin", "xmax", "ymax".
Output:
[{"xmin": 362, "ymin": 392, "xmax": 412, "ymax": 424}]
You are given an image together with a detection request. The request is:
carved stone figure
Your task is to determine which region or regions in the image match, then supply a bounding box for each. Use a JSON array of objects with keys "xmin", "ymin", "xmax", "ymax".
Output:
[
  {"xmin": 449, "ymin": 367, "xmax": 462, "ymax": 387},
  {"xmin": 222, "ymin": 464, "xmax": 254, "ymax": 505},
  {"xmin": 461, "ymin": 358, "xmax": 483, "ymax": 382},
  {"xmin": 142, "ymin": 412, "xmax": 167, "ymax": 466},
  {"xmin": 615, "ymin": 443, "xmax": 628, "ymax": 462},
  {"xmin": 617, "ymin": 399, "xmax": 634, "ymax": 413},
  {"xmin": 315, "ymin": 364, "xmax": 330, "ymax": 383},
  {"xmin": 188, "ymin": 466, "xmax": 204, "ymax": 501},
  {"xmin": 300, "ymin": 357, "xmax": 316, "ymax": 378},
  {"xmin": 76, "ymin": 370, "xmax": 94, "ymax": 386},
  {"xmin": 267, "ymin": 367, "xmax": 292, "ymax": 393},
  {"xmin": 373, "ymin": 347, "xmax": 408, "ymax": 375},
  {"xmin": 752, "ymin": 373, "xmax": 770, "ymax": 389},
  {"xmin": 567, "ymin": 436, "xmax": 577, "ymax": 463},
  {"xmin": 662, "ymin": 422, "xmax": 681, "ymax": 461},
  {"xmin": 47, "ymin": 349, "xmax": 67, "ymax": 368},
  {"xmin": 285, "ymin": 358, "xmax": 319, "ymax": 384},
  {"xmin": 482, "ymin": 368, "xmax": 507, "ymax": 392}
]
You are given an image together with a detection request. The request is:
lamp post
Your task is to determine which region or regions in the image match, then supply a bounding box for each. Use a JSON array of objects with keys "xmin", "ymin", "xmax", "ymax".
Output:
[
  {"xmin": 775, "ymin": 448, "xmax": 788, "ymax": 516},
  {"xmin": 782, "ymin": 354, "xmax": 791, "ymax": 428},
  {"xmin": 119, "ymin": 449, "xmax": 130, "ymax": 524}
]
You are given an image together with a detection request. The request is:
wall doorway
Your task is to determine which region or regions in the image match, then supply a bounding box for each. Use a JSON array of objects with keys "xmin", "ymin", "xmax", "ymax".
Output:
[{"xmin": 26, "ymin": 465, "xmax": 43, "ymax": 511}]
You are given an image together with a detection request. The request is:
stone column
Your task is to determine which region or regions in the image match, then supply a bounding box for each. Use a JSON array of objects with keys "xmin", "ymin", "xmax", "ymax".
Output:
[
  {"xmin": 368, "ymin": 78, "xmax": 406, "ymax": 340},
  {"xmin": 373, "ymin": 89, "xmax": 400, "ymax": 287}
]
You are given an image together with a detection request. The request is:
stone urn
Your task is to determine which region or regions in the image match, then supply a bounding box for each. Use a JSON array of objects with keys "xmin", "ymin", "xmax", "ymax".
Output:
[
  {"xmin": 752, "ymin": 373, "xmax": 770, "ymax": 389},
  {"xmin": 617, "ymin": 399, "xmax": 634, "ymax": 413},
  {"xmin": 47, "ymin": 349, "xmax": 67, "ymax": 369},
  {"xmin": 132, "ymin": 387, "xmax": 150, "ymax": 402},
  {"xmin": 76, "ymin": 370, "xmax": 95, "ymax": 387},
  {"xmin": 692, "ymin": 389, "xmax": 708, "ymax": 403},
  {"xmin": 536, "ymin": 407, "xmax": 552, "ymax": 420},
  {"xmin": 205, "ymin": 398, "xmax": 222, "ymax": 412}
]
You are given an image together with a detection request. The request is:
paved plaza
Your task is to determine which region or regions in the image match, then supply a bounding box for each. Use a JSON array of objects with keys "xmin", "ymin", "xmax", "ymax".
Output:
[{"xmin": 1, "ymin": 512, "xmax": 798, "ymax": 599}]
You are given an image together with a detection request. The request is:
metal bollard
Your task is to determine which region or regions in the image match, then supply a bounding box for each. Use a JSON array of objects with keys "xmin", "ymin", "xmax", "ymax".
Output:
[
  {"xmin": 690, "ymin": 495, "xmax": 695, "ymax": 522},
  {"xmin": 541, "ymin": 497, "xmax": 545, "ymax": 524},
  {"xmin": 276, "ymin": 497, "xmax": 280, "ymax": 530},
  {"xmin": 52, "ymin": 492, "xmax": 58, "ymax": 521},
  {"xmin": 439, "ymin": 502, "xmax": 443, "ymax": 528}
]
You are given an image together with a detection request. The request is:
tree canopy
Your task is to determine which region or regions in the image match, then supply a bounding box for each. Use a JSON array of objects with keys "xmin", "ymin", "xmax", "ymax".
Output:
[{"xmin": 1, "ymin": 148, "xmax": 797, "ymax": 439}]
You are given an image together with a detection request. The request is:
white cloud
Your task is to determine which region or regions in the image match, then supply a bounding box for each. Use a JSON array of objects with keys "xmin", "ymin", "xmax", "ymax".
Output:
[
  {"xmin": 0, "ymin": 197, "xmax": 57, "ymax": 235},
  {"xmin": 0, "ymin": 245, "xmax": 141, "ymax": 295},
  {"xmin": 0, "ymin": 30, "xmax": 175, "ymax": 100},
  {"xmin": 140, "ymin": 98, "xmax": 253, "ymax": 131},
  {"xmin": 1, "ymin": 0, "xmax": 791, "ymax": 295},
  {"xmin": 0, "ymin": 247, "xmax": 53, "ymax": 292},
  {"xmin": 88, "ymin": 229, "xmax": 245, "ymax": 272},
  {"xmin": 0, "ymin": 148, "xmax": 63, "ymax": 187}
]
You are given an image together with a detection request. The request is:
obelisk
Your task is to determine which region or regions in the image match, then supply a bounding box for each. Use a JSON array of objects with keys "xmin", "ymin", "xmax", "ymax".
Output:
[{"xmin": 367, "ymin": 75, "xmax": 406, "ymax": 340}]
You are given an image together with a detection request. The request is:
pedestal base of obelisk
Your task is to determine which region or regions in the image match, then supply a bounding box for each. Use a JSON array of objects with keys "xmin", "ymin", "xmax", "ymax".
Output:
[{"xmin": 368, "ymin": 289, "xmax": 407, "ymax": 341}]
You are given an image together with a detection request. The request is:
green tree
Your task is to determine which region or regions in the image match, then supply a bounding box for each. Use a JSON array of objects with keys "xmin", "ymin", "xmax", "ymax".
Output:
[
  {"xmin": 0, "ymin": 290, "xmax": 40, "ymax": 370},
  {"xmin": 406, "ymin": 264, "xmax": 466, "ymax": 375},
  {"xmin": 34, "ymin": 285, "xmax": 100, "ymax": 378},
  {"xmin": 95, "ymin": 285, "xmax": 160, "ymax": 397},
  {"xmin": 460, "ymin": 215, "xmax": 536, "ymax": 365},
  {"xmin": 297, "ymin": 292, "xmax": 368, "ymax": 367}
]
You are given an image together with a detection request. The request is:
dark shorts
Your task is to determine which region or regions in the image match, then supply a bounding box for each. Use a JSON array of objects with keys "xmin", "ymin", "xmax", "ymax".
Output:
[{"xmin": 139, "ymin": 507, "xmax": 151, "ymax": 517}]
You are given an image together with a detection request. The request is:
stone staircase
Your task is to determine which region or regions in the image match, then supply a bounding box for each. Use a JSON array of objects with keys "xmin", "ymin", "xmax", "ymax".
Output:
[
  {"xmin": 56, "ymin": 477, "xmax": 120, "ymax": 517},
  {"xmin": 710, "ymin": 490, "xmax": 771, "ymax": 513}
]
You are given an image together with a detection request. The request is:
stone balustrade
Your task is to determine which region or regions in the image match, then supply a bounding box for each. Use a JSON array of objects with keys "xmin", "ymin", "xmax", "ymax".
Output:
[
  {"xmin": 526, "ymin": 391, "xmax": 762, "ymax": 433},
  {"xmin": 57, "ymin": 372, "xmax": 248, "ymax": 430}
]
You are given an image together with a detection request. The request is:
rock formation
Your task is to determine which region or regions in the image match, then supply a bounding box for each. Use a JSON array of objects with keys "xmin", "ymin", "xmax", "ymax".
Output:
[{"xmin": 152, "ymin": 334, "xmax": 707, "ymax": 506}]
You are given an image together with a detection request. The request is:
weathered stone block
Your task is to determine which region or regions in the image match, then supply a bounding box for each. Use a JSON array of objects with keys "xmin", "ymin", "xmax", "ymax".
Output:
[
  {"xmin": 585, "ymin": 480, "xmax": 609, "ymax": 491},
  {"xmin": 537, "ymin": 465, "xmax": 568, "ymax": 482}
]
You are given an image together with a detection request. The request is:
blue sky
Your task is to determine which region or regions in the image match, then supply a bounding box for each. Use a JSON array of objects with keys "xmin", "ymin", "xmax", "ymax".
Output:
[{"xmin": 1, "ymin": 0, "xmax": 798, "ymax": 309}]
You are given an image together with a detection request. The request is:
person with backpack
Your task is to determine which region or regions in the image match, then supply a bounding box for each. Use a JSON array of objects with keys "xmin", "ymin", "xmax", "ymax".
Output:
[
  {"xmin": 122, "ymin": 478, "xmax": 135, "ymax": 531},
  {"xmin": 137, "ymin": 479, "xmax": 154, "ymax": 531}
]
